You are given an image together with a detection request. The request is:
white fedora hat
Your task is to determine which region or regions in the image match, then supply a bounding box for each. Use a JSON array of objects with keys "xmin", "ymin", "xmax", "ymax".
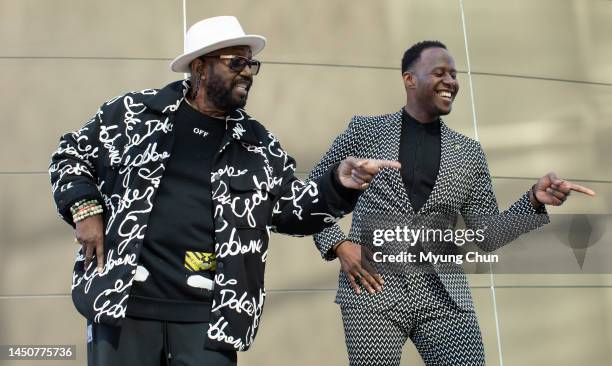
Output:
[{"xmin": 170, "ymin": 16, "xmax": 266, "ymax": 73}]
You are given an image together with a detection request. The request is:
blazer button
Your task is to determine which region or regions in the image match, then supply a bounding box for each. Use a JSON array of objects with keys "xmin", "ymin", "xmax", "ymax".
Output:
[
  {"xmin": 213, "ymin": 310, "xmax": 222, "ymax": 317},
  {"xmin": 216, "ymin": 262, "xmax": 224, "ymax": 270}
]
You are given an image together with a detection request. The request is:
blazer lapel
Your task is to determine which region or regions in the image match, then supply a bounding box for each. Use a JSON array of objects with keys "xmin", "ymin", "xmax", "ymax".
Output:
[
  {"xmin": 418, "ymin": 121, "xmax": 463, "ymax": 214},
  {"xmin": 381, "ymin": 110, "xmax": 415, "ymax": 216}
]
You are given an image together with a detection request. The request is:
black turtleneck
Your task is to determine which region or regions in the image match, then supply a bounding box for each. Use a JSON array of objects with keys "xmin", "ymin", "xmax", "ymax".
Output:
[{"xmin": 399, "ymin": 109, "xmax": 441, "ymax": 213}]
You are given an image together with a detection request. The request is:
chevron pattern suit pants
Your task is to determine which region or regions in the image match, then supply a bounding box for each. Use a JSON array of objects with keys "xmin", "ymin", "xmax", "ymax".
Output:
[{"xmin": 340, "ymin": 275, "xmax": 485, "ymax": 366}]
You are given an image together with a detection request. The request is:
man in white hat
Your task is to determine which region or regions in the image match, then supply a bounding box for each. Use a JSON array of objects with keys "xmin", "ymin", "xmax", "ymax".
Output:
[{"xmin": 49, "ymin": 16, "xmax": 400, "ymax": 365}]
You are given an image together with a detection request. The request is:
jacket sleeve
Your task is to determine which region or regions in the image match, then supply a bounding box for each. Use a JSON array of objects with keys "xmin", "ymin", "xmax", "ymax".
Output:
[
  {"xmin": 269, "ymin": 131, "xmax": 359, "ymax": 237},
  {"xmin": 459, "ymin": 143, "xmax": 549, "ymax": 252},
  {"xmin": 307, "ymin": 117, "xmax": 362, "ymax": 261},
  {"xmin": 49, "ymin": 108, "xmax": 104, "ymax": 228}
]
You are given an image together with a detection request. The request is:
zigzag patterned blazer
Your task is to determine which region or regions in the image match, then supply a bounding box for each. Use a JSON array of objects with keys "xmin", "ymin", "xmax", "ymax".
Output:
[{"xmin": 308, "ymin": 110, "xmax": 549, "ymax": 311}]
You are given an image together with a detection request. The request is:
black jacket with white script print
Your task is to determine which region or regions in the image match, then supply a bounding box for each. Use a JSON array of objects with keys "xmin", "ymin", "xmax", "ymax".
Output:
[{"xmin": 49, "ymin": 80, "xmax": 356, "ymax": 351}]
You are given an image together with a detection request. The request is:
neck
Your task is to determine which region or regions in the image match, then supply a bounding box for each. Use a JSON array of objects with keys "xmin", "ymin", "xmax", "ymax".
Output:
[
  {"xmin": 187, "ymin": 92, "xmax": 226, "ymax": 118},
  {"xmin": 403, "ymin": 103, "xmax": 437, "ymax": 124}
]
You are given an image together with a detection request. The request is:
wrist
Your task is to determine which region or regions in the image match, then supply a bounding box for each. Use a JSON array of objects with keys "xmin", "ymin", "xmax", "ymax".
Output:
[
  {"xmin": 530, "ymin": 184, "xmax": 543, "ymax": 208},
  {"xmin": 333, "ymin": 240, "xmax": 348, "ymax": 255}
]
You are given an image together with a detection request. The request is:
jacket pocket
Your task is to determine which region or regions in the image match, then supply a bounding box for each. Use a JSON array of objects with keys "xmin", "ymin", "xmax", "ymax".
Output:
[{"xmin": 228, "ymin": 169, "xmax": 276, "ymax": 229}]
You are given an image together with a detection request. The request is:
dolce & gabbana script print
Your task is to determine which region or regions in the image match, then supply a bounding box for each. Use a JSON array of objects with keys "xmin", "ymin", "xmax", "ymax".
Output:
[{"xmin": 50, "ymin": 80, "xmax": 354, "ymax": 351}]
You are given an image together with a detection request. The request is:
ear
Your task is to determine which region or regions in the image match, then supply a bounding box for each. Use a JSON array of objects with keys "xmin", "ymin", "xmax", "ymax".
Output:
[
  {"xmin": 190, "ymin": 58, "xmax": 206, "ymax": 79},
  {"xmin": 402, "ymin": 71, "xmax": 416, "ymax": 89}
]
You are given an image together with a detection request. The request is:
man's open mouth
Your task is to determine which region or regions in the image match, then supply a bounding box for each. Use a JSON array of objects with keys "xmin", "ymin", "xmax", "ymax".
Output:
[
  {"xmin": 235, "ymin": 82, "xmax": 250, "ymax": 92},
  {"xmin": 436, "ymin": 90, "xmax": 453, "ymax": 101}
]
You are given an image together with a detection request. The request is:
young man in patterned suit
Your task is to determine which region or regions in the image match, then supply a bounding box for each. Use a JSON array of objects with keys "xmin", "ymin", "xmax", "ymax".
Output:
[
  {"xmin": 49, "ymin": 16, "xmax": 399, "ymax": 365},
  {"xmin": 308, "ymin": 41, "xmax": 595, "ymax": 365}
]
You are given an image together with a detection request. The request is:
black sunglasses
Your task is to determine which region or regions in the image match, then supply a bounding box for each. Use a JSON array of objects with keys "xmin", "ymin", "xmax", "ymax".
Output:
[{"xmin": 203, "ymin": 54, "xmax": 261, "ymax": 75}]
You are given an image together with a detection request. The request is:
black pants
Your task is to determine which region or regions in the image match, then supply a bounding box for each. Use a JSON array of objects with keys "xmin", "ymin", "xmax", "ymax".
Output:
[{"xmin": 87, "ymin": 317, "xmax": 237, "ymax": 366}]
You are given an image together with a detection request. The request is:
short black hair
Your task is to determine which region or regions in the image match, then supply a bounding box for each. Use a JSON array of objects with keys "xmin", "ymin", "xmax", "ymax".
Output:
[{"xmin": 401, "ymin": 40, "xmax": 447, "ymax": 73}]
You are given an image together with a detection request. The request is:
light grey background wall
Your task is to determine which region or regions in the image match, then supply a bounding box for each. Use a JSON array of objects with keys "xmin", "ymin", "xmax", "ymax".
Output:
[{"xmin": 1, "ymin": 0, "xmax": 611, "ymax": 365}]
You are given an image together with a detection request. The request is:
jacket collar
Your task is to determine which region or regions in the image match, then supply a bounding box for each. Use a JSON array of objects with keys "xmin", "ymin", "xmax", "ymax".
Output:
[
  {"xmin": 225, "ymin": 109, "xmax": 263, "ymax": 146},
  {"xmin": 142, "ymin": 79, "xmax": 189, "ymax": 114},
  {"xmin": 392, "ymin": 108, "xmax": 448, "ymax": 135},
  {"xmin": 142, "ymin": 79, "xmax": 262, "ymax": 146}
]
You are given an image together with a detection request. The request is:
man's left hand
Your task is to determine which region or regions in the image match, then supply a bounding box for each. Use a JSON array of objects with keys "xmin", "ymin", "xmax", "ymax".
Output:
[
  {"xmin": 337, "ymin": 157, "xmax": 401, "ymax": 190},
  {"xmin": 531, "ymin": 172, "xmax": 596, "ymax": 207}
]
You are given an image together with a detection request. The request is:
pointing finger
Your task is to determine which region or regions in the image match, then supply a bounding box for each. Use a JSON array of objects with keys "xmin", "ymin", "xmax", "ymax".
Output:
[
  {"xmin": 553, "ymin": 182, "xmax": 571, "ymax": 194},
  {"xmin": 569, "ymin": 183, "xmax": 596, "ymax": 196},
  {"xmin": 358, "ymin": 159, "xmax": 401, "ymax": 174},
  {"xmin": 376, "ymin": 160, "xmax": 402, "ymax": 170}
]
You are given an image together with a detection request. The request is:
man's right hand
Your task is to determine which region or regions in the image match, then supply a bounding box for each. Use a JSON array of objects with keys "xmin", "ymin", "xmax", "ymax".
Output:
[
  {"xmin": 334, "ymin": 240, "xmax": 384, "ymax": 295},
  {"xmin": 75, "ymin": 214, "xmax": 105, "ymax": 273}
]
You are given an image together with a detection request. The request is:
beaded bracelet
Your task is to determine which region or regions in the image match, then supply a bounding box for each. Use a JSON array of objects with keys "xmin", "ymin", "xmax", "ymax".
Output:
[
  {"xmin": 72, "ymin": 207, "xmax": 101, "ymax": 221},
  {"xmin": 72, "ymin": 204, "xmax": 102, "ymax": 216},
  {"xmin": 74, "ymin": 203, "xmax": 99, "ymax": 215},
  {"xmin": 73, "ymin": 207, "xmax": 103, "ymax": 223},
  {"xmin": 70, "ymin": 199, "xmax": 99, "ymax": 216},
  {"xmin": 71, "ymin": 199, "xmax": 103, "ymax": 223},
  {"xmin": 74, "ymin": 205, "xmax": 103, "ymax": 217},
  {"xmin": 73, "ymin": 204, "xmax": 102, "ymax": 217}
]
